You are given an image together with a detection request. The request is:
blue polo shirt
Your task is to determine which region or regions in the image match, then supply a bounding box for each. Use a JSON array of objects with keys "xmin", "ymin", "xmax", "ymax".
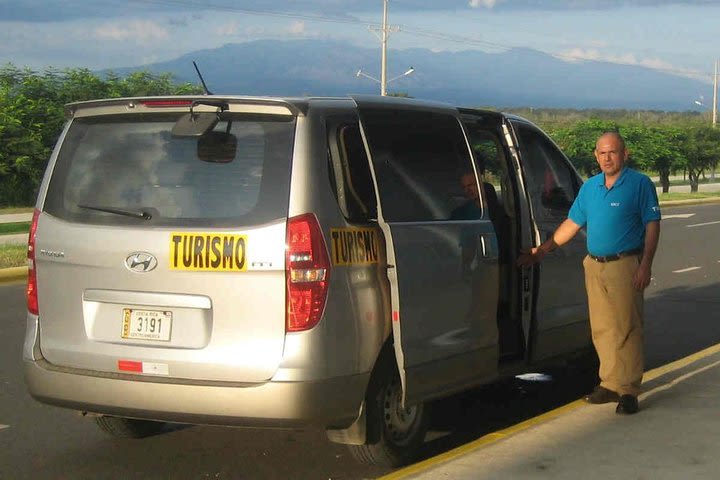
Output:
[{"xmin": 568, "ymin": 168, "xmax": 661, "ymax": 256}]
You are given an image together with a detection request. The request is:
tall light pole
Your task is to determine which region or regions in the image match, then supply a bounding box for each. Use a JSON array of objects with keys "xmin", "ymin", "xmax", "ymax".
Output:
[
  {"xmin": 713, "ymin": 59, "xmax": 718, "ymax": 128},
  {"xmin": 380, "ymin": 0, "xmax": 389, "ymax": 96},
  {"xmin": 358, "ymin": 0, "xmax": 404, "ymax": 96}
]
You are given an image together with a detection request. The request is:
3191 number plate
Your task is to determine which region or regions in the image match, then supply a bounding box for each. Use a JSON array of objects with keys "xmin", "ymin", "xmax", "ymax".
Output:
[{"xmin": 122, "ymin": 308, "xmax": 172, "ymax": 341}]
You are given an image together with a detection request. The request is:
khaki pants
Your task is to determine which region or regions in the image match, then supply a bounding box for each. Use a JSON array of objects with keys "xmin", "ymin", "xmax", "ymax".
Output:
[{"xmin": 583, "ymin": 255, "xmax": 644, "ymax": 396}]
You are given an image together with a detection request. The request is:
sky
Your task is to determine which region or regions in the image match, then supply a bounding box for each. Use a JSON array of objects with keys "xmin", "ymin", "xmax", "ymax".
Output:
[{"xmin": 1, "ymin": 0, "xmax": 719, "ymax": 94}]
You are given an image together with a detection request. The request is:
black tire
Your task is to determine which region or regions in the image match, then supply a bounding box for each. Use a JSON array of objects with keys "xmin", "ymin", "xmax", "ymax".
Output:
[
  {"xmin": 95, "ymin": 416, "xmax": 166, "ymax": 438},
  {"xmin": 348, "ymin": 365, "xmax": 430, "ymax": 467}
]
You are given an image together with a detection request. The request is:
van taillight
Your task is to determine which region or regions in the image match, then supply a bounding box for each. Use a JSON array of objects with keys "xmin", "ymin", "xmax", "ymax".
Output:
[
  {"xmin": 26, "ymin": 209, "xmax": 40, "ymax": 315},
  {"xmin": 286, "ymin": 214, "xmax": 330, "ymax": 332}
]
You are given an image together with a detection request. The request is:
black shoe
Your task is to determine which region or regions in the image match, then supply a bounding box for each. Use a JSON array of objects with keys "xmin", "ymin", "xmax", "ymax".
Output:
[
  {"xmin": 584, "ymin": 386, "xmax": 620, "ymax": 404},
  {"xmin": 616, "ymin": 395, "xmax": 639, "ymax": 415}
]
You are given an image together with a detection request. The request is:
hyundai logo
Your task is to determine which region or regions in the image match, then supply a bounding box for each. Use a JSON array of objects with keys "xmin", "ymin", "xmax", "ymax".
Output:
[{"xmin": 125, "ymin": 252, "xmax": 158, "ymax": 273}]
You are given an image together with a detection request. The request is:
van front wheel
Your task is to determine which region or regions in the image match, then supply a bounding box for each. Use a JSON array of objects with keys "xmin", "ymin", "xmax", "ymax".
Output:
[
  {"xmin": 348, "ymin": 369, "xmax": 429, "ymax": 467},
  {"xmin": 95, "ymin": 416, "xmax": 166, "ymax": 438}
]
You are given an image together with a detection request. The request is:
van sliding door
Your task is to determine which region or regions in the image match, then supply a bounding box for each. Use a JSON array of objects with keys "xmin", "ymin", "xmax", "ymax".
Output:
[
  {"xmin": 510, "ymin": 120, "xmax": 591, "ymax": 361},
  {"xmin": 355, "ymin": 100, "xmax": 499, "ymax": 406}
]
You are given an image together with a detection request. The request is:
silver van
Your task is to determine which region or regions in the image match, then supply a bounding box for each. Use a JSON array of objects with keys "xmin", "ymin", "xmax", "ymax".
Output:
[{"xmin": 24, "ymin": 95, "xmax": 593, "ymax": 467}]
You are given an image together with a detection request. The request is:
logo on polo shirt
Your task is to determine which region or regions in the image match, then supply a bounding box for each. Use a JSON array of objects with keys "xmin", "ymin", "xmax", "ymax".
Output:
[{"xmin": 610, "ymin": 202, "xmax": 621, "ymax": 207}]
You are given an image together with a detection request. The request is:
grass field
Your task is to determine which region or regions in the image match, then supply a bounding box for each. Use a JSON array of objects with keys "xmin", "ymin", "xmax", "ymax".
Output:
[
  {"xmin": 658, "ymin": 191, "xmax": 720, "ymax": 201},
  {"xmin": 0, "ymin": 222, "xmax": 30, "ymax": 235},
  {"xmin": 0, "ymin": 244, "xmax": 26, "ymax": 269}
]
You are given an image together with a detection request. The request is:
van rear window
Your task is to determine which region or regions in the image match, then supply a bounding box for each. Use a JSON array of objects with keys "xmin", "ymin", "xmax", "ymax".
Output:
[{"xmin": 44, "ymin": 113, "xmax": 295, "ymax": 227}]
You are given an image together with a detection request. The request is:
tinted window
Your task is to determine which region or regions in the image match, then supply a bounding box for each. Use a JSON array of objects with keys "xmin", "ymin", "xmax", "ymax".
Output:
[
  {"xmin": 44, "ymin": 113, "xmax": 295, "ymax": 227},
  {"xmin": 465, "ymin": 128, "xmax": 510, "ymax": 220},
  {"xmin": 514, "ymin": 123, "xmax": 578, "ymax": 217},
  {"xmin": 327, "ymin": 121, "xmax": 377, "ymax": 222},
  {"xmin": 360, "ymin": 109, "xmax": 475, "ymax": 222}
]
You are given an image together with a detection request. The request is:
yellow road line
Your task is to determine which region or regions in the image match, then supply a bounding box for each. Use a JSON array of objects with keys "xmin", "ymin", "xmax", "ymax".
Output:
[
  {"xmin": 379, "ymin": 399, "xmax": 585, "ymax": 480},
  {"xmin": 643, "ymin": 342, "xmax": 720, "ymax": 383},
  {"xmin": 380, "ymin": 342, "xmax": 720, "ymax": 480}
]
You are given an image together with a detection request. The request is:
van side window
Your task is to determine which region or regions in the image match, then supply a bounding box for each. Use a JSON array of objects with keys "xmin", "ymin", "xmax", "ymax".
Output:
[
  {"xmin": 514, "ymin": 123, "xmax": 578, "ymax": 217},
  {"xmin": 466, "ymin": 130, "xmax": 508, "ymax": 220},
  {"xmin": 327, "ymin": 121, "xmax": 377, "ymax": 222},
  {"xmin": 360, "ymin": 109, "xmax": 475, "ymax": 222}
]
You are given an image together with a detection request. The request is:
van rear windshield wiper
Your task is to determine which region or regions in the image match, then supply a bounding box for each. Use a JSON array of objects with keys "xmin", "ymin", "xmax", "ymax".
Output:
[{"xmin": 78, "ymin": 204, "xmax": 152, "ymax": 220}]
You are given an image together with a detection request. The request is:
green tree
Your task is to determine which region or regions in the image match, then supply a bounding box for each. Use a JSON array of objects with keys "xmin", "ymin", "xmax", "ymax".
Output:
[
  {"xmin": 550, "ymin": 119, "xmax": 619, "ymax": 176},
  {"xmin": 678, "ymin": 126, "xmax": 720, "ymax": 192},
  {"xmin": 621, "ymin": 124, "xmax": 683, "ymax": 193},
  {"xmin": 0, "ymin": 64, "xmax": 202, "ymax": 206}
]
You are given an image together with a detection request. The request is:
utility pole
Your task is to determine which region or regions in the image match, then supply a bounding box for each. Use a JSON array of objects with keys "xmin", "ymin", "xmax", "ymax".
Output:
[
  {"xmin": 380, "ymin": 0, "xmax": 389, "ymax": 96},
  {"xmin": 357, "ymin": 1, "xmax": 413, "ymax": 95},
  {"xmin": 713, "ymin": 58, "xmax": 718, "ymax": 128},
  {"xmin": 368, "ymin": 0, "xmax": 399, "ymax": 96}
]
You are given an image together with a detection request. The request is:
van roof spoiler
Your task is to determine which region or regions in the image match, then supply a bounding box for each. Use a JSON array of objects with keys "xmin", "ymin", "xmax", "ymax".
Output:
[{"xmin": 65, "ymin": 96, "xmax": 307, "ymax": 118}]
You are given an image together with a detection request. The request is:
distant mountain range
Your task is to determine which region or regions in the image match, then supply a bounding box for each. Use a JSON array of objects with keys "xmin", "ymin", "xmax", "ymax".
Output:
[{"xmin": 112, "ymin": 39, "xmax": 712, "ymax": 111}]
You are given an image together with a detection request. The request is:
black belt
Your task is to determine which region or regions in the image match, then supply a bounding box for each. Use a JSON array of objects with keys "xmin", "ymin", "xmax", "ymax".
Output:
[{"xmin": 588, "ymin": 248, "xmax": 642, "ymax": 263}]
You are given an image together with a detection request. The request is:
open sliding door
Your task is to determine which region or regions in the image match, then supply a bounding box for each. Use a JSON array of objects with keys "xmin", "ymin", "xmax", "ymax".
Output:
[{"xmin": 354, "ymin": 97, "xmax": 500, "ymax": 405}]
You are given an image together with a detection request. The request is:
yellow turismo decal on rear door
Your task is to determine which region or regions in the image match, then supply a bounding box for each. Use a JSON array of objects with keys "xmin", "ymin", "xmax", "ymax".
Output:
[
  {"xmin": 330, "ymin": 228, "xmax": 379, "ymax": 266},
  {"xmin": 170, "ymin": 233, "xmax": 247, "ymax": 271}
]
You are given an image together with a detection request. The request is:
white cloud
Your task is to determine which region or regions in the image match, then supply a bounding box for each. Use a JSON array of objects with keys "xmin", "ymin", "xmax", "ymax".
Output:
[
  {"xmin": 216, "ymin": 21, "xmax": 239, "ymax": 36},
  {"xmin": 288, "ymin": 20, "xmax": 305, "ymax": 35},
  {"xmin": 558, "ymin": 48, "xmax": 646, "ymax": 66},
  {"xmin": 469, "ymin": 0, "xmax": 498, "ymax": 8},
  {"xmin": 94, "ymin": 21, "xmax": 168, "ymax": 42},
  {"xmin": 556, "ymin": 47, "xmax": 706, "ymax": 80}
]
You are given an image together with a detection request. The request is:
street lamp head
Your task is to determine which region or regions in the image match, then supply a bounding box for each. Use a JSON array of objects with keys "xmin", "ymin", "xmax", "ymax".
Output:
[
  {"xmin": 404, "ymin": 67, "xmax": 415, "ymax": 76},
  {"xmin": 355, "ymin": 68, "xmax": 381, "ymax": 84}
]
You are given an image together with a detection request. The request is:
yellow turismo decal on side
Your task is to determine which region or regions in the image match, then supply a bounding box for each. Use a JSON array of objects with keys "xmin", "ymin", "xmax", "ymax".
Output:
[{"xmin": 330, "ymin": 228, "xmax": 379, "ymax": 266}]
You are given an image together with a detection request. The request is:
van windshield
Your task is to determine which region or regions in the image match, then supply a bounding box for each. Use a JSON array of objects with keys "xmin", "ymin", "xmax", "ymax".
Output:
[{"xmin": 44, "ymin": 113, "xmax": 295, "ymax": 227}]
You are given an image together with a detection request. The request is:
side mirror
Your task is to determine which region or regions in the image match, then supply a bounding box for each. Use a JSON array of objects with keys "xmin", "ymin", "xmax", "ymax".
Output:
[{"xmin": 197, "ymin": 131, "xmax": 237, "ymax": 163}]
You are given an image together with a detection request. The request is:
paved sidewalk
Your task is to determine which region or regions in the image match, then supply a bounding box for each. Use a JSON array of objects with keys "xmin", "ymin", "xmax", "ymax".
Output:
[
  {"xmin": 0, "ymin": 213, "xmax": 31, "ymax": 246},
  {"xmin": 657, "ymin": 182, "xmax": 720, "ymax": 194},
  {"xmin": 0, "ymin": 213, "xmax": 32, "ymax": 224},
  {"xmin": 385, "ymin": 345, "xmax": 720, "ymax": 480},
  {"xmin": 0, "ymin": 234, "xmax": 28, "ymax": 245}
]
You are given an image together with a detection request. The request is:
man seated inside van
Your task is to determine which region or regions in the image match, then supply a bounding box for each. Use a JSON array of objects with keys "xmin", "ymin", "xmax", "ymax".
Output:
[
  {"xmin": 451, "ymin": 162, "xmax": 500, "ymax": 276},
  {"xmin": 450, "ymin": 164, "xmax": 499, "ymax": 222}
]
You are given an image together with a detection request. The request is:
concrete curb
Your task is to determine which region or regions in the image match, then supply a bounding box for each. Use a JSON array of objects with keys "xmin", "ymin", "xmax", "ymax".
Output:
[
  {"xmin": 0, "ymin": 266, "xmax": 28, "ymax": 284},
  {"xmin": 659, "ymin": 197, "xmax": 720, "ymax": 207}
]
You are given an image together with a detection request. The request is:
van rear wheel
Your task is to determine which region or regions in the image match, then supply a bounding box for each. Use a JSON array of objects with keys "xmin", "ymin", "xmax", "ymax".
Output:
[
  {"xmin": 95, "ymin": 416, "xmax": 166, "ymax": 438},
  {"xmin": 348, "ymin": 367, "xmax": 429, "ymax": 467}
]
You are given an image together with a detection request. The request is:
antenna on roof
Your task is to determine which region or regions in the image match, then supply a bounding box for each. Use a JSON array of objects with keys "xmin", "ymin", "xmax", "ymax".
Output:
[{"xmin": 193, "ymin": 60, "xmax": 213, "ymax": 95}]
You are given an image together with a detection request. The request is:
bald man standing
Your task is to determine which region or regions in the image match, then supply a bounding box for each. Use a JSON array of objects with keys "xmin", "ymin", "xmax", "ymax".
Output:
[{"xmin": 518, "ymin": 131, "xmax": 661, "ymax": 415}]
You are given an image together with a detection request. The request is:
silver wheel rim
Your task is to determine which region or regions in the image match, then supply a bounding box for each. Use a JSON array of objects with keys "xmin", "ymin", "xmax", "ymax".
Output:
[{"xmin": 382, "ymin": 380, "xmax": 420, "ymax": 446}]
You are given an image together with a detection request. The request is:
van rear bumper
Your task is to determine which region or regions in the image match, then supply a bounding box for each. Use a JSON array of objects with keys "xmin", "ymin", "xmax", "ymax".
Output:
[{"xmin": 24, "ymin": 359, "xmax": 368, "ymax": 429}]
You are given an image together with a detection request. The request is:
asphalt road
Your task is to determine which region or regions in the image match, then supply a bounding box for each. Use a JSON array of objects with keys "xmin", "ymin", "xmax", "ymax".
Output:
[{"xmin": 1, "ymin": 202, "xmax": 719, "ymax": 479}]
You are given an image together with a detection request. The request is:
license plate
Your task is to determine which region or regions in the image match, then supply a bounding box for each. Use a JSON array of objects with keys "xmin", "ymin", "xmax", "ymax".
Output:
[{"xmin": 122, "ymin": 309, "xmax": 172, "ymax": 341}]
